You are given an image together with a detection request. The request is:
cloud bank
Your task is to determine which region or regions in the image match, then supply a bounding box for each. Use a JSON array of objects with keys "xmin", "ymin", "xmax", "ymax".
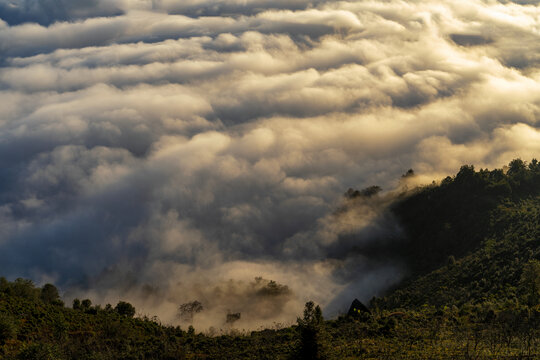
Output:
[{"xmin": 0, "ymin": 0, "xmax": 539, "ymax": 328}]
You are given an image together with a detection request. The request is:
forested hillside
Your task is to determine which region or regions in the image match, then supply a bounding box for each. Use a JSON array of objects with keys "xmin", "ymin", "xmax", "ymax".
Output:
[
  {"xmin": 1, "ymin": 159, "xmax": 539, "ymax": 359},
  {"xmin": 377, "ymin": 158, "xmax": 540, "ymax": 308}
]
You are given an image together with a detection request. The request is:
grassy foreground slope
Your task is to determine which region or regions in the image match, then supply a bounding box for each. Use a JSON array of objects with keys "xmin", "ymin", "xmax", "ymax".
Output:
[{"xmin": 0, "ymin": 159, "xmax": 539, "ymax": 359}]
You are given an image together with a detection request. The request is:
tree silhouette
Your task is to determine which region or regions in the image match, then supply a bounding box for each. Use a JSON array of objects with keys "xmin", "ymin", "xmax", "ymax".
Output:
[
  {"xmin": 115, "ymin": 301, "xmax": 136, "ymax": 317},
  {"xmin": 296, "ymin": 301, "xmax": 327, "ymax": 360},
  {"xmin": 40, "ymin": 284, "xmax": 62, "ymax": 305},
  {"xmin": 179, "ymin": 300, "xmax": 203, "ymax": 323}
]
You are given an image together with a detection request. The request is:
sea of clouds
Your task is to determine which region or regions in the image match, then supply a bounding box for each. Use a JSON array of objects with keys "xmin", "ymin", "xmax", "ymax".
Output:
[{"xmin": 0, "ymin": 0, "xmax": 539, "ymax": 330}]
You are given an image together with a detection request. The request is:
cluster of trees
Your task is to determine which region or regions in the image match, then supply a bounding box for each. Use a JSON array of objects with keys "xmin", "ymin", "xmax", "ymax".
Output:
[
  {"xmin": 72, "ymin": 298, "xmax": 136, "ymax": 317},
  {"xmin": 0, "ymin": 277, "xmax": 186, "ymax": 359},
  {"xmin": 0, "ymin": 278, "xmax": 63, "ymax": 306}
]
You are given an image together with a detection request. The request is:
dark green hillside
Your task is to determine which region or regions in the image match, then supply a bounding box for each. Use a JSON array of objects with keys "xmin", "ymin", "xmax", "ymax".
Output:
[
  {"xmin": 374, "ymin": 159, "xmax": 540, "ymax": 310},
  {"xmin": 390, "ymin": 159, "xmax": 540, "ymax": 276},
  {"xmin": 377, "ymin": 195, "xmax": 540, "ymax": 309}
]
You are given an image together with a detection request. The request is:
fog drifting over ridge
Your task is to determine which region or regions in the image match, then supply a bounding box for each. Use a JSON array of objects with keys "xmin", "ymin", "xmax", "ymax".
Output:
[{"xmin": 0, "ymin": 0, "xmax": 539, "ymax": 329}]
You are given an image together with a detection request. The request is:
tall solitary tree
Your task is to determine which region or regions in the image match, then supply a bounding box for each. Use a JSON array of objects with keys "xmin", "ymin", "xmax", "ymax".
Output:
[{"xmin": 296, "ymin": 301, "xmax": 328, "ymax": 360}]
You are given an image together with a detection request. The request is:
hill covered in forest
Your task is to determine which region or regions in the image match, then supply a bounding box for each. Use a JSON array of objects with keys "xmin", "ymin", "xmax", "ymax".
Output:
[
  {"xmin": 1, "ymin": 159, "xmax": 539, "ymax": 359},
  {"xmin": 375, "ymin": 159, "xmax": 540, "ymax": 309}
]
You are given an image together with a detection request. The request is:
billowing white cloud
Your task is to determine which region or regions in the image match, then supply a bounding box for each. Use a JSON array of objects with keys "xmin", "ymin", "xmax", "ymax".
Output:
[{"xmin": 0, "ymin": 0, "xmax": 539, "ymax": 328}]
